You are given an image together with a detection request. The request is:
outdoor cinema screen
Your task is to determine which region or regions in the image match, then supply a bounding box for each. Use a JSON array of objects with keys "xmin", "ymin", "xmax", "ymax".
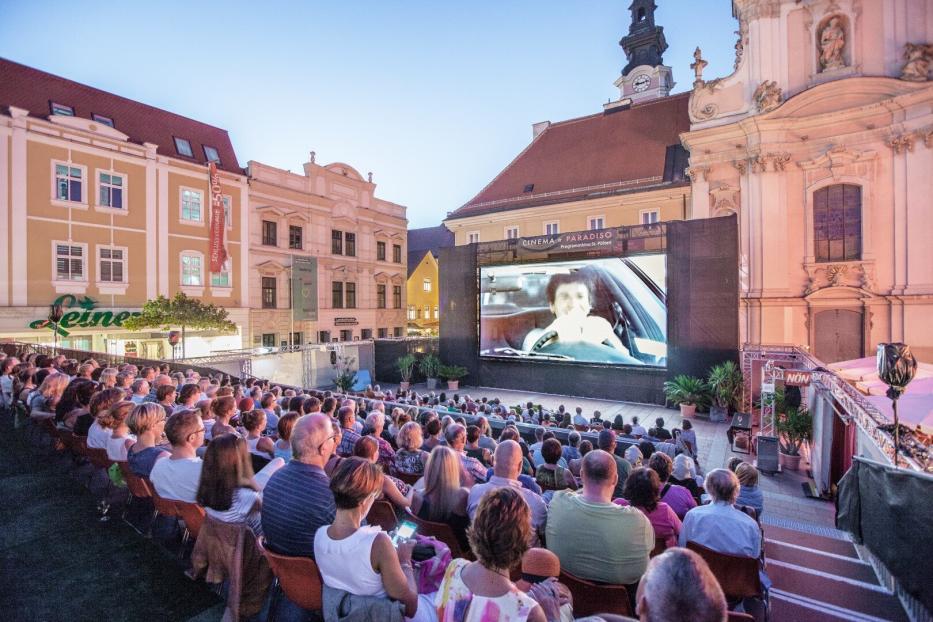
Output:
[{"xmin": 479, "ymin": 256, "xmax": 667, "ymax": 367}]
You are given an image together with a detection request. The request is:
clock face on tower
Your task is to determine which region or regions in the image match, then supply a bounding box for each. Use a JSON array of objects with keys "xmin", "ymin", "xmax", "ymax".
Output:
[{"xmin": 632, "ymin": 74, "xmax": 651, "ymax": 92}]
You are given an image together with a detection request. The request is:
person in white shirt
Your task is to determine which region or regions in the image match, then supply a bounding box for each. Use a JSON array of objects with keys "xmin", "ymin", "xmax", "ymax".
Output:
[
  {"xmin": 105, "ymin": 401, "xmax": 137, "ymax": 462},
  {"xmin": 631, "ymin": 416, "xmax": 648, "ymax": 438},
  {"xmin": 468, "ymin": 441, "xmax": 548, "ymax": 545},
  {"xmin": 149, "ymin": 410, "xmax": 205, "ymax": 502},
  {"xmin": 86, "ymin": 389, "xmax": 126, "ymax": 449}
]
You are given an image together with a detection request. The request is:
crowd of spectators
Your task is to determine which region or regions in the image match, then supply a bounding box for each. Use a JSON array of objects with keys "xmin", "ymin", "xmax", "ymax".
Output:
[{"xmin": 1, "ymin": 349, "xmax": 768, "ymax": 622}]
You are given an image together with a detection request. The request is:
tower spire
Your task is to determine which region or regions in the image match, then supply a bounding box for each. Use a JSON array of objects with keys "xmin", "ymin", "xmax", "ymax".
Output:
[{"xmin": 609, "ymin": 0, "xmax": 674, "ymax": 105}]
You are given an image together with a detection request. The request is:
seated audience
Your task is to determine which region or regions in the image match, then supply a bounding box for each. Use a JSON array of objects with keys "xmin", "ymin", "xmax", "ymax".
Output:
[
  {"xmin": 546, "ymin": 450, "xmax": 654, "ymax": 585},
  {"xmin": 445, "ymin": 423, "xmax": 487, "ymax": 485},
  {"xmin": 129, "ymin": 379, "xmax": 150, "ymax": 405},
  {"xmin": 395, "ymin": 421, "xmax": 429, "ymax": 475},
  {"xmin": 197, "ymin": 433, "xmax": 263, "ymax": 535},
  {"xmin": 513, "ymin": 548, "xmax": 574, "ymax": 622},
  {"xmin": 261, "ymin": 413, "xmax": 337, "ymax": 557},
  {"xmin": 568, "ymin": 439, "xmax": 592, "ymax": 479},
  {"xmin": 615, "ymin": 467, "xmax": 682, "ymax": 548},
  {"xmin": 353, "ymin": 436, "xmax": 414, "ymax": 510},
  {"xmin": 364, "ymin": 411, "xmax": 397, "ymax": 472},
  {"xmin": 464, "ymin": 425, "xmax": 492, "ymax": 466},
  {"xmin": 535, "ymin": 438, "xmax": 577, "ymax": 491},
  {"xmin": 421, "ymin": 418, "xmax": 443, "ymax": 452},
  {"xmin": 638, "ymin": 440, "xmax": 656, "ymax": 461},
  {"xmin": 653, "ymin": 417, "xmax": 672, "ymax": 441},
  {"xmin": 635, "ymin": 548, "xmax": 727, "ymax": 622},
  {"xmin": 104, "ymin": 401, "xmax": 137, "ymax": 462},
  {"xmin": 475, "ymin": 416, "xmax": 497, "ymax": 453},
  {"xmin": 679, "ymin": 469, "xmax": 762, "ymax": 559},
  {"xmin": 675, "ymin": 420, "xmax": 699, "ymax": 464},
  {"xmin": 670, "ymin": 455, "xmax": 702, "ymax": 502},
  {"xmin": 156, "ymin": 384, "xmax": 177, "ymax": 419},
  {"xmin": 174, "ymin": 383, "xmax": 200, "ymax": 413},
  {"xmin": 735, "ymin": 462, "xmax": 763, "ymax": 518},
  {"xmin": 56, "ymin": 378, "xmax": 96, "ymax": 430},
  {"xmin": 625, "ymin": 444, "xmax": 644, "ymax": 468},
  {"xmin": 83, "ymin": 388, "xmax": 126, "ymax": 445},
  {"xmin": 597, "ymin": 429, "xmax": 631, "ymax": 500},
  {"xmin": 209, "ymin": 396, "xmax": 239, "ymax": 439},
  {"xmin": 336, "ymin": 405, "xmax": 362, "ymax": 457},
  {"xmin": 149, "ymin": 410, "xmax": 205, "ymax": 502},
  {"xmin": 631, "ymin": 416, "xmax": 647, "ymax": 438},
  {"xmin": 468, "ymin": 440, "xmax": 548, "ymax": 545},
  {"xmin": 28, "ymin": 372, "xmax": 69, "ymax": 414},
  {"xmin": 437, "ymin": 487, "xmax": 558, "ymax": 622},
  {"xmin": 126, "ymin": 402, "xmax": 169, "ymax": 477},
  {"xmin": 561, "ymin": 431, "xmax": 582, "ymax": 463},
  {"xmin": 273, "ymin": 412, "xmax": 299, "ymax": 462},
  {"xmin": 647, "ymin": 453, "xmax": 696, "ymax": 519},
  {"xmin": 410, "ymin": 446, "xmax": 470, "ymax": 546},
  {"xmin": 241, "ymin": 409, "xmax": 275, "ymax": 459},
  {"xmin": 315, "ymin": 458, "xmax": 435, "ymax": 622}
]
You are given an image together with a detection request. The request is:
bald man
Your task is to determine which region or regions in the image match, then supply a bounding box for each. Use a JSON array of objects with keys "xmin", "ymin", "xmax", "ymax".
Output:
[
  {"xmin": 546, "ymin": 450, "xmax": 653, "ymax": 585},
  {"xmin": 261, "ymin": 414, "xmax": 337, "ymax": 558},
  {"xmin": 467, "ymin": 440, "xmax": 548, "ymax": 544}
]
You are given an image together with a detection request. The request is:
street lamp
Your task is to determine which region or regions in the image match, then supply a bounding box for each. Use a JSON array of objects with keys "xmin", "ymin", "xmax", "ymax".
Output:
[
  {"xmin": 876, "ymin": 343, "xmax": 918, "ymax": 468},
  {"xmin": 168, "ymin": 331, "xmax": 181, "ymax": 362},
  {"xmin": 48, "ymin": 303, "xmax": 64, "ymax": 355}
]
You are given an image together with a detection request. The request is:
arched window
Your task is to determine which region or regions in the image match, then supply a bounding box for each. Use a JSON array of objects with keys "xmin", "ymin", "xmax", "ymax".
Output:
[{"xmin": 814, "ymin": 184, "xmax": 861, "ymax": 262}]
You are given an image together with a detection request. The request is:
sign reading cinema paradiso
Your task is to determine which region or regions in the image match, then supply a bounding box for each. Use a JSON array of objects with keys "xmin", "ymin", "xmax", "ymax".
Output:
[
  {"xmin": 515, "ymin": 229, "xmax": 627, "ymax": 260},
  {"xmin": 29, "ymin": 295, "xmax": 141, "ymax": 337}
]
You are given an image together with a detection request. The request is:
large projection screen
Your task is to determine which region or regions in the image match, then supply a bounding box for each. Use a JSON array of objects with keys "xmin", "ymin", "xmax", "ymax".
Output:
[{"xmin": 479, "ymin": 255, "xmax": 667, "ymax": 367}]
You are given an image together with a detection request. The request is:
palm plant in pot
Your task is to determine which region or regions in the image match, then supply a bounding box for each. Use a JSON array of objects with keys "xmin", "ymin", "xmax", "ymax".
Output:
[
  {"xmin": 775, "ymin": 405, "xmax": 812, "ymax": 471},
  {"xmin": 707, "ymin": 361, "xmax": 743, "ymax": 423},
  {"xmin": 663, "ymin": 374, "xmax": 710, "ymax": 418},
  {"xmin": 396, "ymin": 354, "xmax": 416, "ymax": 391},
  {"xmin": 419, "ymin": 354, "xmax": 441, "ymax": 390},
  {"xmin": 439, "ymin": 364, "xmax": 469, "ymax": 391}
]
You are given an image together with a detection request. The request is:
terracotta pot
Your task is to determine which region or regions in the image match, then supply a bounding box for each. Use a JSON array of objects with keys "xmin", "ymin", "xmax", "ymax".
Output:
[
  {"xmin": 679, "ymin": 403, "xmax": 697, "ymax": 418},
  {"xmin": 779, "ymin": 451, "xmax": 802, "ymax": 471},
  {"xmin": 399, "ymin": 381, "xmax": 410, "ymax": 391},
  {"xmin": 447, "ymin": 380, "xmax": 460, "ymax": 391}
]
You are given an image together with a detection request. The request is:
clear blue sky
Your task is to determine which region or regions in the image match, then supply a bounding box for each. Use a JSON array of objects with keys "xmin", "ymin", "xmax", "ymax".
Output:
[{"xmin": 1, "ymin": 0, "xmax": 738, "ymax": 228}]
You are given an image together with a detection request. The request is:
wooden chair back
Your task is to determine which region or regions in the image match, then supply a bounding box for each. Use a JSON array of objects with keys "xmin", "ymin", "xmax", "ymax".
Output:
[
  {"xmin": 117, "ymin": 461, "xmax": 152, "ymax": 499},
  {"xmin": 558, "ymin": 570, "xmax": 632, "ymax": 617},
  {"xmin": 395, "ymin": 471, "xmax": 421, "ymax": 486},
  {"xmin": 87, "ymin": 447, "xmax": 113, "ymax": 470},
  {"xmin": 144, "ymin": 480, "xmax": 179, "ymax": 518},
  {"xmin": 686, "ymin": 541, "xmax": 763, "ymax": 601},
  {"xmin": 366, "ymin": 499, "xmax": 398, "ymax": 533},
  {"xmin": 258, "ymin": 537, "xmax": 324, "ymax": 612},
  {"xmin": 404, "ymin": 509, "xmax": 466, "ymax": 559},
  {"xmin": 174, "ymin": 500, "xmax": 207, "ymax": 540}
]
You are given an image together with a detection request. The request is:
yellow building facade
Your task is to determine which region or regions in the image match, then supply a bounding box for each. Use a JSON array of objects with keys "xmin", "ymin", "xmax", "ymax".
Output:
[
  {"xmin": 407, "ymin": 252, "xmax": 439, "ymax": 334},
  {"xmin": 0, "ymin": 59, "xmax": 249, "ymax": 357}
]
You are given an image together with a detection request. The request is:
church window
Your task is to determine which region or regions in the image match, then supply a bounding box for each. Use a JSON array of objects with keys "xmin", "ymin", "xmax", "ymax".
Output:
[{"xmin": 814, "ymin": 184, "xmax": 861, "ymax": 262}]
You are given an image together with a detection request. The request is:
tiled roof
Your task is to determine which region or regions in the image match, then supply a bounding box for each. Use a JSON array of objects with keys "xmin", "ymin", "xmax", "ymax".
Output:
[
  {"xmin": 448, "ymin": 93, "xmax": 691, "ymax": 220},
  {"xmin": 0, "ymin": 57, "xmax": 242, "ymax": 174},
  {"xmin": 407, "ymin": 225, "xmax": 454, "ymax": 277}
]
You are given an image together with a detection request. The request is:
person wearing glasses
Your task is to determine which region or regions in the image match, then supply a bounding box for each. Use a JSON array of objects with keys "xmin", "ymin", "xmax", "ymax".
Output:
[
  {"xmin": 149, "ymin": 410, "xmax": 207, "ymax": 503},
  {"xmin": 261, "ymin": 413, "xmax": 337, "ymax": 558}
]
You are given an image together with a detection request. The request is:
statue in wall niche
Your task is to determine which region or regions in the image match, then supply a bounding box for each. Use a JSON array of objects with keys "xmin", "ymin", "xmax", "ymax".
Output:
[
  {"xmin": 819, "ymin": 16, "xmax": 846, "ymax": 71},
  {"xmin": 900, "ymin": 43, "xmax": 932, "ymax": 82},
  {"xmin": 753, "ymin": 80, "xmax": 782, "ymax": 113}
]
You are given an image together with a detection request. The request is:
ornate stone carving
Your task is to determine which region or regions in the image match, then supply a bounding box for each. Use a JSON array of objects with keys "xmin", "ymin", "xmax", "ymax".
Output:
[
  {"xmin": 689, "ymin": 78, "xmax": 723, "ymax": 122},
  {"xmin": 887, "ymin": 134, "xmax": 915, "ymax": 154},
  {"xmin": 819, "ymin": 16, "xmax": 847, "ymax": 71},
  {"xmin": 753, "ymin": 80, "xmax": 782, "ymax": 113},
  {"xmin": 798, "ymin": 145, "xmax": 877, "ymax": 182},
  {"xmin": 804, "ymin": 261, "xmax": 876, "ymax": 295},
  {"xmin": 733, "ymin": 160, "xmax": 747, "ymax": 176},
  {"xmin": 309, "ymin": 150, "xmax": 316, "ymax": 164},
  {"xmin": 734, "ymin": 0, "xmax": 782, "ymax": 21},
  {"xmin": 685, "ymin": 166, "xmax": 710, "ymax": 182},
  {"xmin": 710, "ymin": 183, "xmax": 740, "ymax": 216},
  {"xmin": 690, "ymin": 47, "xmax": 708, "ymax": 88},
  {"xmin": 751, "ymin": 155, "xmax": 767, "ymax": 174},
  {"xmin": 771, "ymin": 152, "xmax": 791, "ymax": 172},
  {"xmin": 733, "ymin": 23, "xmax": 747, "ymax": 72},
  {"xmin": 900, "ymin": 43, "xmax": 932, "ymax": 82},
  {"xmin": 916, "ymin": 126, "xmax": 933, "ymax": 149}
]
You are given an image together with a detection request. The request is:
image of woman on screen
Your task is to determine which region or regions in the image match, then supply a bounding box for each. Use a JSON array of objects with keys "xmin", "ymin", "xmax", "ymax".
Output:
[{"xmin": 537, "ymin": 273, "xmax": 635, "ymax": 360}]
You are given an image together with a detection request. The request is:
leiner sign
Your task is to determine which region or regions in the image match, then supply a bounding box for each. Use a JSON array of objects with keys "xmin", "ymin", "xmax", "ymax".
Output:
[{"xmin": 29, "ymin": 295, "xmax": 142, "ymax": 337}]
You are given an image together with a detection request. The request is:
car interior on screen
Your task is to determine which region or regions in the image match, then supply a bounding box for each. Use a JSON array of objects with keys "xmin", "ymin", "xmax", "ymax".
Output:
[{"xmin": 479, "ymin": 256, "xmax": 667, "ymax": 366}]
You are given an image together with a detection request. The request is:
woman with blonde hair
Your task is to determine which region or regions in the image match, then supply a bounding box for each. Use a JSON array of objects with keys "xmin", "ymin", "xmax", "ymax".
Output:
[
  {"xmin": 671, "ymin": 454, "xmax": 702, "ymax": 502},
  {"xmin": 410, "ymin": 446, "xmax": 470, "ymax": 550},
  {"xmin": 28, "ymin": 372, "xmax": 70, "ymax": 414},
  {"xmin": 98, "ymin": 368, "xmax": 118, "ymax": 389},
  {"xmin": 395, "ymin": 421, "xmax": 429, "ymax": 475},
  {"xmin": 126, "ymin": 403, "xmax": 169, "ymax": 477},
  {"xmin": 103, "ymin": 401, "xmax": 137, "ymax": 462},
  {"xmin": 196, "ymin": 434, "xmax": 263, "ymax": 534}
]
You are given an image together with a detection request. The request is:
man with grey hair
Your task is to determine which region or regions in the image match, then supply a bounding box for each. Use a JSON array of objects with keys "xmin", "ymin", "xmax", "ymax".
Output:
[
  {"xmin": 445, "ymin": 422, "xmax": 488, "ymax": 485},
  {"xmin": 636, "ymin": 548, "xmax": 727, "ymax": 622},
  {"xmin": 145, "ymin": 373, "xmax": 174, "ymax": 402},
  {"xmin": 261, "ymin": 413, "xmax": 337, "ymax": 558},
  {"xmin": 467, "ymin": 440, "xmax": 547, "ymax": 543},
  {"xmin": 365, "ymin": 410, "xmax": 396, "ymax": 471},
  {"xmin": 678, "ymin": 469, "xmax": 761, "ymax": 558}
]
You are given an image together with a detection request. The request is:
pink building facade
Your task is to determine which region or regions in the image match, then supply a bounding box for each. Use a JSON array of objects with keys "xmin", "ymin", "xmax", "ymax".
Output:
[{"xmin": 682, "ymin": 0, "xmax": 933, "ymax": 362}]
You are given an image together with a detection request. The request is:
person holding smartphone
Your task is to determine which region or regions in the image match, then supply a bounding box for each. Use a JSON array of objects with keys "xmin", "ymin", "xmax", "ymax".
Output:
[{"xmin": 315, "ymin": 457, "xmax": 437, "ymax": 622}]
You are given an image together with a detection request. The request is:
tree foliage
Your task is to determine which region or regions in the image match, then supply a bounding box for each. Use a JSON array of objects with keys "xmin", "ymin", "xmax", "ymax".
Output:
[{"xmin": 123, "ymin": 293, "xmax": 237, "ymax": 333}]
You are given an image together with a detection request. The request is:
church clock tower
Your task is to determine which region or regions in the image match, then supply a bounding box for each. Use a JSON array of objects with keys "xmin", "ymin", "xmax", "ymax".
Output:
[{"xmin": 611, "ymin": 0, "xmax": 674, "ymax": 105}]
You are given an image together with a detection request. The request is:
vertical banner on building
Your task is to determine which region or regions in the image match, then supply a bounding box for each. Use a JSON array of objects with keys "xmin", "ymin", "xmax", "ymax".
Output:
[
  {"xmin": 292, "ymin": 256, "xmax": 318, "ymax": 321},
  {"xmin": 207, "ymin": 162, "xmax": 227, "ymax": 272}
]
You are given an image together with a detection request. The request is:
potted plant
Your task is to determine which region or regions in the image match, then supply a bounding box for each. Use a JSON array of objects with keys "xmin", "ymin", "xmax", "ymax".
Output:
[
  {"xmin": 663, "ymin": 374, "xmax": 709, "ymax": 418},
  {"xmin": 419, "ymin": 354, "xmax": 441, "ymax": 390},
  {"xmin": 707, "ymin": 361, "xmax": 743, "ymax": 423},
  {"xmin": 396, "ymin": 354, "xmax": 416, "ymax": 391},
  {"xmin": 439, "ymin": 364, "xmax": 469, "ymax": 391},
  {"xmin": 775, "ymin": 406, "xmax": 812, "ymax": 471}
]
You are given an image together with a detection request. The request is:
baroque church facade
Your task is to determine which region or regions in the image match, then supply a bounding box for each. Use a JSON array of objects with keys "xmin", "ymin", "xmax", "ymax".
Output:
[{"xmin": 683, "ymin": 0, "xmax": 933, "ymax": 362}]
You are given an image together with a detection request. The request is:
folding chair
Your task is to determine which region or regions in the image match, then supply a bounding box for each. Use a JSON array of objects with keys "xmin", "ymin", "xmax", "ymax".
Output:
[
  {"xmin": 395, "ymin": 471, "xmax": 421, "ymax": 486},
  {"xmin": 558, "ymin": 569, "xmax": 632, "ymax": 617},
  {"xmin": 258, "ymin": 536, "xmax": 324, "ymax": 616},
  {"xmin": 365, "ymin": 499, "xmax": 398, "ymax": 533},
  {"xmin": 686, "ymin": 541, "xmax": 763, "ymax": 605},
  {"xmin": 175, "ymin": 500, "xmax": 207, "ymax": 545},
  {"xmin": 404, "ymin": 508, "xmax": 469, "ymax": 559}
]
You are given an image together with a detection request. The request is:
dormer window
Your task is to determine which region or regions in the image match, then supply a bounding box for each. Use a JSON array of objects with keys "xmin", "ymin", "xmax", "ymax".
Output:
[
  {"xmin": 50, "ymin": 102, "xmax": 74, "ymax": 116},
  {"xmin": 203, "ymin": 145, "xmax": 220, "ymax": 163},
  {"xmin": 523, "ymin": 184, "xmax": 535, "ymax": 193},
  {"xmin": 174, "ymin": 137, "xmax": 194, "ymax": 157},
  {"xmin": 92, "ymin": 113, "xmax": 114, "ymax": 127}
]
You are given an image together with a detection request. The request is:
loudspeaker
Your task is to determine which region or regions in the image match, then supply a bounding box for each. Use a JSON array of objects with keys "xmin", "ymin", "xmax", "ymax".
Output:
[{"xmin": 756, "ymin": 435, "xmax": 780, "ymax": 473}]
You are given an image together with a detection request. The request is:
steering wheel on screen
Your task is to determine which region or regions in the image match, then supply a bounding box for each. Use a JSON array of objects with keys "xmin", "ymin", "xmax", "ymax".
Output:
[{"xmin": 529, "ymin": 330, "xmax": 559, "ymax": 352}]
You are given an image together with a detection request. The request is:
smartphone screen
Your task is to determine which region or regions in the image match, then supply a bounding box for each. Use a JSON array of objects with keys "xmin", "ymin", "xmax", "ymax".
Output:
[{"xmin": 392, "ymin": 521, "xmax": 417, "ymax": 546}]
